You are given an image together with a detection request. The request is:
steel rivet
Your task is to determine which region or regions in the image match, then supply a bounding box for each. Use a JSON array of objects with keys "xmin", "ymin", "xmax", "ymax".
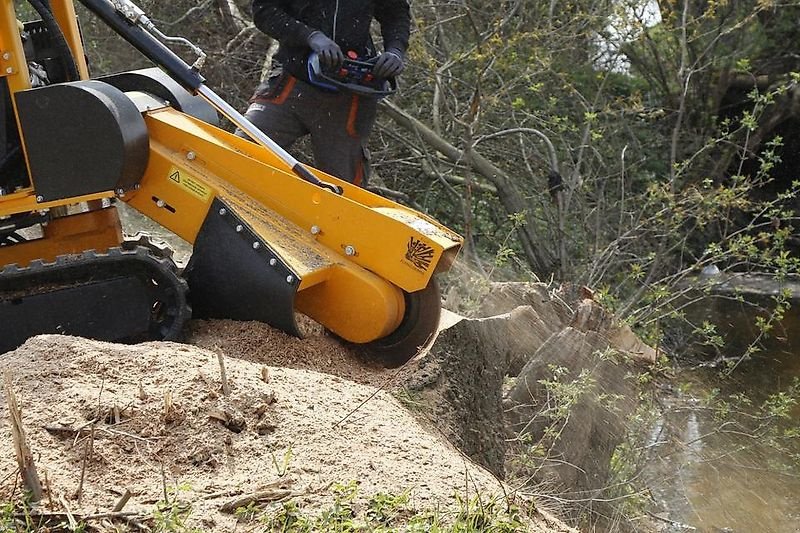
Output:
[
  {"xmin": 235, "ymin": 224, "xmax": 243, "ymax": 232},
  {"xmin": 5, "ymin": 67, "xmax": 12, "ymax": 74},
  {"xmin": 218, "ymin": 208, "xmax": 227, "ymax": 216},
  {"xmin": 35, "ymin": 195, "xmax": 43, "ymax": 202},
  {"xmin": 269, "ymin": 258, "xmax": 277, "ymax": 266},
  {"xmin": 156, "ymin": 199, "xmax": 165, "ymax": 208},
  {"xmin": 186, "ymin": 151, "xmax": 196, "ymax": 160},
  {"xmin": 344, "ymin": 245, "xmax": 356, "ymax": 256},
  {"xmin": 253, "ymin": 242, "xmax": 260, "ymax": 249},
  {"xmin": 310, "ymin": 225, "xmax": 321, "ymax": 235},
  {"xmin": 286, "ymin": 275, "xmax": 294, "ymax": 284},
  {"xmin": 2, "ymin": 52, "xmax": 10, "ymax": 60}
]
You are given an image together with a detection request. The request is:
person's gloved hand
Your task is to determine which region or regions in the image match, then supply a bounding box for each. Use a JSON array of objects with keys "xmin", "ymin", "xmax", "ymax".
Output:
[
  {"xmin": 307, "ymin": 31, "xmax": 344, "ymax": 70},
  {"xmin": 372, "ymin": 48, "xmax": 404, "ymax": 78}
]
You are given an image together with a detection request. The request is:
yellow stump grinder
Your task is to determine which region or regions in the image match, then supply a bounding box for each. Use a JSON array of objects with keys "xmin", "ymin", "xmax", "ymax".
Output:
[{"xmin": 0, "ymin": 0, "xmax": 462, "ymax": 364}]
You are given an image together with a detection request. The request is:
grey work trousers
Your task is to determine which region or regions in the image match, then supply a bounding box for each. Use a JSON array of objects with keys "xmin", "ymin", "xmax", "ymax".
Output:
[{"xmin": 239, "ymin": 73, "xmax": 376, "ymax": 185}]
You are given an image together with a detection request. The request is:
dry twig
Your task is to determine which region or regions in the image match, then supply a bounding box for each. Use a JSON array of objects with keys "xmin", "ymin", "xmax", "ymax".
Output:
[
  {"xmin": 4, "ymin": 372, "xmax": 43, "ymax": 502},
  {"xmin": 74, "ymin": 426, "xmax": 95, "ymax": 502},
  {"xmin": 113, "ymin": 488, "xmax": 132, "ymax": 512},
  {"xmin": 217, "ymin": 352, "xmax": 231, "ymax": 396},
  {"xmin": 220, "ymin": 488, "xmax": 296, "ymax": 513},
  {"xmin": 59, "ymin": 496, "xmax": 79, "ymax": 530}
]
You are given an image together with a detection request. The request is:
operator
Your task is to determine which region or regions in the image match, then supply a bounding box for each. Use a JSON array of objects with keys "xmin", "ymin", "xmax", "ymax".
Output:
[{"xmin": 239, "ymin": 0, "xmax": 411, "ymax": 186}]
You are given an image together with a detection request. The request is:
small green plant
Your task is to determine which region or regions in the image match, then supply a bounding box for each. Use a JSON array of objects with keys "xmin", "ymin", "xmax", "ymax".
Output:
[
  {"xmin": 0, "ymin": 498, "xmax": 90, "ymax": 532},
  {"xmin": 260, "ymin": 481, "xmax": 529, "ymax": 532},
  {"xmin": 451, "ymin": 493, "xmax": 525, "ymax": 532},
  {"xmin": 152, "ymin": 484, "xmax": 201, "ymax": 532},
  {"xmin": 152, "ymin": 501, "xmax": 199, "ymax": 533},
  {"xmin": 0, "ymin": 501, "xmax": 15, "ymax": 530},
  {"xmin": 316, "ymin": 480, "xmax": 358, "ymax": 529},
  {"xmin": 366, "ymin": 490, "xmax": 411, "ymax": 524},
  {"xmin": 234, "ymin": 501, "xmax": 262, "ymax": 522},
  {"xmin": 271, "ymin": 447, "xmax": 293, "ymax": 477},
  {"xmin": 262, "ymin": 500, "xmax": 310, "ymax": 531}
]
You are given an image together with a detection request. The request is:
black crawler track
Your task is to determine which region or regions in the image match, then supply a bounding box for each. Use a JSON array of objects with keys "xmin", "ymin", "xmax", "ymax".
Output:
[{"xmin": 0, "ymin": 236, "xmax": 190, "ymax": 354}]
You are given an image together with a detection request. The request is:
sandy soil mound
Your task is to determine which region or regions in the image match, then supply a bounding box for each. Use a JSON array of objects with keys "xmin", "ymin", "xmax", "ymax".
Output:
[
  {"xmin": 0, "ymin": 334, "xmax": 562, "ymax": 531},
  {"xmin": 187, "ymin": 318, "xmax": 392, "ymax": 387}
]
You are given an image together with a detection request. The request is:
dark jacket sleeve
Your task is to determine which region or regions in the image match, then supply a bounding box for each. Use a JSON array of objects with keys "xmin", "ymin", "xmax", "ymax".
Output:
[
  {"xmin": 251, "ymin": 0, "xmax": 315, "ymax": 47},
  {"xmin": 373, "ymin": 0, "xmax": 411, "ymax": 53}
]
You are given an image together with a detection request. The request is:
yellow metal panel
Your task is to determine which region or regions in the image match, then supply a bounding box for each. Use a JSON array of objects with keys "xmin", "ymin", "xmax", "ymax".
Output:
[
  {"xmin": 214, "ymin": 179, "xmax": 334, "ymax": 286},
  {"xmin": 0, "ymin": 0, "xmax": 29, "ymax": 93},
  {"xmin": 0, "ymin": 207, "xmax": 123, "ymax": 267},
  {"xmin": 49, "ymin": 0, "xmax": 90, "ymax": 79},
  {"xmin": 141, "ymin": 109, "xmax": 461, "ymax": 293},
  {"xmin": 122, "ymin": 141, "xmax": 212, "ymax": 243},
  {"xmin": 295, "ymin": 264, "xmax": 405, "ymax": 343},
  {"xmin": 218, "ymin": 186, "xmax": 405, "ymax": 341},
  {"xmin": 0, "ymin": 188, "xmax": 114, "ymax": 217}
]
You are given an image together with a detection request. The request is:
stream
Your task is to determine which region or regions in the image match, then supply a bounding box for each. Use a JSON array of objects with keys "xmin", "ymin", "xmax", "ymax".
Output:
[{"xmin": 645, "ymin": 280, "xmax": 800, "ymax": 533}]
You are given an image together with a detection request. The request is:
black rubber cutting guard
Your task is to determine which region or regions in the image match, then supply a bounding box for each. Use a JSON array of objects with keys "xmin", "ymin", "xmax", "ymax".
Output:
[{"xmin": 184, "ymin": 199, "xmax": 301, "ymax": 336}]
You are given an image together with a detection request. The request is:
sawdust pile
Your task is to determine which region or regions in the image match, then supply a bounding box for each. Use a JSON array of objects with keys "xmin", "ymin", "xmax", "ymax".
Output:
[
  {"xmin": 187, "ymin": 317, "xmax": 392, "ymax": 387},
  {"xmin": 0, "ymin": 332, "xmax": 566, "ymax": 531}
]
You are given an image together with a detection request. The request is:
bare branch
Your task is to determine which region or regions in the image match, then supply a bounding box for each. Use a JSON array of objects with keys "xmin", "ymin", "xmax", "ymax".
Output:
[{"xmin": 380, "ymin": 100, "xmax": 556, "ymax": 275}]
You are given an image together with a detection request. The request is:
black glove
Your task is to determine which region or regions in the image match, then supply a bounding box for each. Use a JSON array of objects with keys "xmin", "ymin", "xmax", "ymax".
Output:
[
  {"xmin": 372, "ymin": 48, "xmax": 404, "ymax": 79},
  {"xmin": 307, "ymin": 31, "xmax": 344, "ymax": 70}
]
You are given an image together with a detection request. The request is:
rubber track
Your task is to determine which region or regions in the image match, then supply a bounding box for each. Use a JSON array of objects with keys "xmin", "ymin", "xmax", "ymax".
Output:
[{"xmin": 0, "ymin": 236, "xmax": 190, "ymax": 348}]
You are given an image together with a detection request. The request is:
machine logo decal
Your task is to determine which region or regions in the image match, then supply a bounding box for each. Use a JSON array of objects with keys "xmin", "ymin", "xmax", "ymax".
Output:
[
  {"xmin": 167, "ymin": 166, "xmax": 211, "ymax": 202},
  {"xmin": 405, "ymin": 237, "xmax": 434, "ymax": 271}
]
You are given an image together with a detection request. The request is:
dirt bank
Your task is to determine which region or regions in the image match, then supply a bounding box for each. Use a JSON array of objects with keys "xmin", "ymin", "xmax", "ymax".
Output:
[{"xmin": 0, "ymin": 331, "xmax": 570, "ymax": 531}]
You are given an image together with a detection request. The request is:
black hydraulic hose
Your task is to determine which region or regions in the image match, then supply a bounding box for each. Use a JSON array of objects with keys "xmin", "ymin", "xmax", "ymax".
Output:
[
  {"xmin": 25, "ymin": 0, "xmax": 80, "ymax": 81},
  {"xmin": 75, "ymin": 0, "xmax": 205, "ymax": 92}
]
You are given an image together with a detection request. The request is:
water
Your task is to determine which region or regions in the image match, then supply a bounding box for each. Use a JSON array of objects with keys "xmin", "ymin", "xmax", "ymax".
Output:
[
  {"xmin": 645, "ymin": 283, "xmax": 800, "ymax": 533},
  {"xmin": 647, "ymin": 381, "xmax": 800, "ymax": 532}
]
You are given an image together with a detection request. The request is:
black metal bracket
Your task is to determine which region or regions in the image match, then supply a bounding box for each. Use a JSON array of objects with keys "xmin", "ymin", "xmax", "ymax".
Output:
[{"xmin": 184, "ymin": 198, "xmax": 302, "ymax": 336}]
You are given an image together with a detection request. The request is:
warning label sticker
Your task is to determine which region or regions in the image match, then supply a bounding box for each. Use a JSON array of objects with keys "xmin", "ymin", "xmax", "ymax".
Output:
[{"xmin": 167, "ymin": 166, "xmax": 211, "ymax": 201}]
